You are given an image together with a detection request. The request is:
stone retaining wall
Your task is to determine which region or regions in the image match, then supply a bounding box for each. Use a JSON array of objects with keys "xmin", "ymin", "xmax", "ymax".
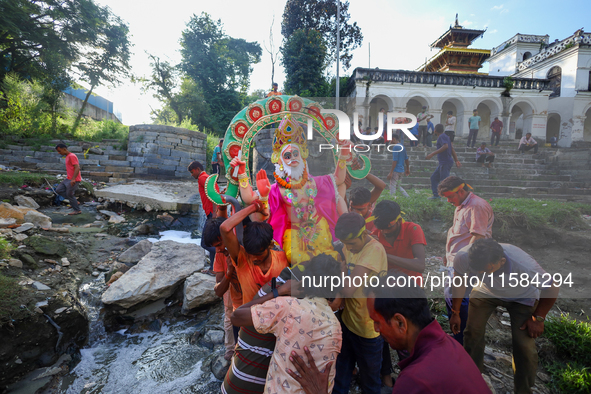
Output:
[
  {"xmin": 127, "ymin": 125, "xmax": 207, "ymax": 179},
  {"xmin": 0, "ymin": 125, "xmax": 208, "ymax": 182}
]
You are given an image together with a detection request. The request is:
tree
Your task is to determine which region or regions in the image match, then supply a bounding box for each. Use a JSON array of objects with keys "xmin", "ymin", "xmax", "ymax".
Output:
[
  {"xmin": 71, "ymin": 12, "xmax": 131, "ymax": 133},
  {"xmin": 281, "ymin": 0, "xmax": 363, "ymax": 70},
  {"xmin": 281, "ymin": 29, "xmax": 329, "ymax": 97},
  {"xmin": 140, "ymin": 54, "xmax": 185, "ymax": 124},
  {"xmin": 0, "ymin": 0, "xmax": 105, "ymax": 83},
  {"xmin": 180, "ymin": 13, "xmax": 261, "ymax": 132},
  {"xmin": 263, "ymin": 15, "xmax": 281, "ymax": 88}
]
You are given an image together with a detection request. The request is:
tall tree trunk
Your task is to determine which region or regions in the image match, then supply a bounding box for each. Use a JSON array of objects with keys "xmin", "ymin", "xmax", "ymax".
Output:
[
  {"xmin": 71, "ymin": 85, "xmax": 94, "ymax": 134},
  {"xmin": 170, "ymin": 101, "xmax": 183, "ymax": 124}
]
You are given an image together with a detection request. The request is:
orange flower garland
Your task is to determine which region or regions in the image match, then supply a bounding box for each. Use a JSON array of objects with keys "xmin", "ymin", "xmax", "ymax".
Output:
[{"xmin": 273, "ymin": 168, "xmax": 308, "ymax": 190}]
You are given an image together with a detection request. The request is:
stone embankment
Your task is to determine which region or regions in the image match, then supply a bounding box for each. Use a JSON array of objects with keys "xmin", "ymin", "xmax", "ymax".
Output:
[{"xmin": 0, "ymin": 124, "xmax": 207, "ymax": 183}]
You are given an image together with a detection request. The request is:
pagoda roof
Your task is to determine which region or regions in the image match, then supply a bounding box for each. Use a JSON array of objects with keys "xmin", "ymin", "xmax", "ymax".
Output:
[
  {"xmin": 430, "ymin": 27, "xmax": 486, "ymax": 48},
  {"xmin": 418, "ymin": 47, "xmax": 491, "ymax": 73}
]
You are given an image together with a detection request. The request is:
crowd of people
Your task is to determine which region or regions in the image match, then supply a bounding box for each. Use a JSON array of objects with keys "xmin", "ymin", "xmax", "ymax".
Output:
[{"xmin": 186, "ymin": 114, "xmax": 558, "ymax": 394}]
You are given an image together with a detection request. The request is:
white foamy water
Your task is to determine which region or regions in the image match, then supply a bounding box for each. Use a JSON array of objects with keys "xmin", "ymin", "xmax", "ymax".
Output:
[
  {"xmin": 147, "ymin": 230, "xmax": 201, "ymax": 246},
  {"xmin": 63, "ymin": 321, "xmax": 212, "ymax": 394},
  {"xmin": 58, "ymin": 230, "xmax": 222, "ymax": 394}
]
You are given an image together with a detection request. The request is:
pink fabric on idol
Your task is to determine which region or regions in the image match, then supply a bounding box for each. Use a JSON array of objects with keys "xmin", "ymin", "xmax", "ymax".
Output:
[{"xmin": 267, "ymin": 175, "xmax": 337, "ymax": 248}]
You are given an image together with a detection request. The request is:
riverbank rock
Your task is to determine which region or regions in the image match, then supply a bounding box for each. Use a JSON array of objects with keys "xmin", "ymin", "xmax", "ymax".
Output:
[
  {"xmin": 211, "ymin": 354, "xmax": 230, "ymax": 380},
  {"xmin": 0, "ymin": 202, "xmax": 35, "ymax": 223},
  {"xmin": 24, "ymin": 235, "xmax": 67, "ymax": 256},
  {"xmin": 0, "ymin": 218, "xmax": 17, "ymax": 228},
  {"xmin": 101, "ymin": 240, "xmax": 206, "ymax": 308},
  {"xmin": 117, "ymin": 240, "xmax": 153, "ymax": 264},
  {"xmin": 24, "ymin": 211, "xmax": 52, "ymax": 228},
  {"xmin": 14, "ymin": 195, "xmax": 40, "ymax": 209},
  {"xmin": 14, "ymin": 223, "xmax": 34, "ymax": 233},
  {"xmin": 182, "ymin": 272, "xmax": 218, "ymax": 312}
]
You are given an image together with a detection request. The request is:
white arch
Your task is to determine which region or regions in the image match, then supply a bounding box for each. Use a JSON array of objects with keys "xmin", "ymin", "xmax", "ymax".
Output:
[
  {"xmin": 401, "ymin": 91, "xmax": 434, "ymax": 109},
  {"xmin": 472, "ymin": 97, "xmax": 502, "ymax": 114},
  {"xmin": 434, "ymin": 94, "xmax": 468, "ymax": 111},
  {"xmin": 510, "ymin": 99, "xmax": 536, "ymax": 115},
  {"xmin": 370, "ymin": 94, "xmax": 395, "ymax": 111}
]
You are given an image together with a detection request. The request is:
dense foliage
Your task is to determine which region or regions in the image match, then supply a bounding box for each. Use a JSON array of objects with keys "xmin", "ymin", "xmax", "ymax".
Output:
[
  {"xmin": 281, "ymin": 0, "xmax": 363, "ymax": 71},
  {"xmin": 0, "ymin": 0, "xmax": 132, "ymax": 137}
]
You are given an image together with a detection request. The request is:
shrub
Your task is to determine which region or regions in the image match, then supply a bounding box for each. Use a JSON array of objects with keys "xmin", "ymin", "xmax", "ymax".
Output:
[
  {"xmin": 0, "ymin": 73, "xmax": 53, "ymax": 136},
  {"xmin": 0, "ymin": 238, "xmax": 13, "ymax": 260}
]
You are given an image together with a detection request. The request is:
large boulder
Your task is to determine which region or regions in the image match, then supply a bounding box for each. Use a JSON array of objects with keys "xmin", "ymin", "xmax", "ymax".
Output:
[
  {"xmin": 14, "ymin": 195, "xmax": 40, "ymax": 209},
  {"xmin": 24, "ymin": 211, "xmax": 52, "ymax": 228},
  {"xmin": 101, "ymin": 240, "xmax": 206, "ymax": 308},
  {"xmin": 182, "ymin": 272, "xmax": 218, "ymax": 312},
  {"xmin": 117, "ymin": 240, "xmax": 153, "ymax": 264},
  {"xmin": 0, "ymin": 202, "xmax": 35, "ymax": 223}
]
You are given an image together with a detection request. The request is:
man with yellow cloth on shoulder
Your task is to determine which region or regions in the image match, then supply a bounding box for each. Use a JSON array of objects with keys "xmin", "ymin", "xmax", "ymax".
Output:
[
  {"xmin": 230, "ymin": 115, "xmax": 350, "ymax": 267},
  {"xmin": 331, "ymin": 212, "xmax": 388, "ymax": 394}
]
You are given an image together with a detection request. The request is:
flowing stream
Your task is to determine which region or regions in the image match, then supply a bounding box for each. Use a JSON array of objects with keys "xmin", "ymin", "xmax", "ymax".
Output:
[{"xmin": 58, "ymin": 231, "xmax": 224, "ymax": 394}]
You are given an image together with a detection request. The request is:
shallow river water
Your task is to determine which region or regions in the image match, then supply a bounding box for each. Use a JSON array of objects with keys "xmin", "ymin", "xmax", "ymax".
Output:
[{"xmin": 57, "ymin": 231, "xmax": 223, "ymax": 394}]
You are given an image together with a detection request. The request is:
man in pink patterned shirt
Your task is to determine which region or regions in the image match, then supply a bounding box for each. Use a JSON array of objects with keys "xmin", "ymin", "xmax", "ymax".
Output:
[
  {"xmin": 438, "ymin": 176, "xmax": 494, "ymax": 344},
  {"xmin": 231, "ymin": 254, "xmax": 342, "ymax": 394}
]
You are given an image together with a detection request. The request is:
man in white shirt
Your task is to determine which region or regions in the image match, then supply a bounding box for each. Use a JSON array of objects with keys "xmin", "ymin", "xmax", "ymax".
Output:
[
  {"xmin": 444, "ymin": 111, "xmax": 456, "ymax": 142},
  {"xmin": 518, "ymin": 132, "xmax": 538, "ymax": 154}
]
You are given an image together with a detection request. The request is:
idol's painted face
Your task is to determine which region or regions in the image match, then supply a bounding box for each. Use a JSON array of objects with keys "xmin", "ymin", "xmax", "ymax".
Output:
[{"xmin": 281, "ymin": 145, "xmax": 301, "ymax": 167}]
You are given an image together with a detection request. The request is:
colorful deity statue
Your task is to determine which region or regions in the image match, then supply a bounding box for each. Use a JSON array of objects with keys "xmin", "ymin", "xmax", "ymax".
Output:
[{"xmin": 230, "ymin": 115, "xmax": 352, "ymax": 265}]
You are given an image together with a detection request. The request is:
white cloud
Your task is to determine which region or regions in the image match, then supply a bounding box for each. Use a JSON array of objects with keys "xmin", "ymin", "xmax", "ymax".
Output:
[
  {"xmin": 490, "ymin": 29, "xmax": 498, "ymax": 34},
  {"xmin": 491, "ymin": 4, "xmax": 509, "ymax": 14},
  {"xmin": 462, "ymin": 20, "xmax": 474, "ymax": 27}
]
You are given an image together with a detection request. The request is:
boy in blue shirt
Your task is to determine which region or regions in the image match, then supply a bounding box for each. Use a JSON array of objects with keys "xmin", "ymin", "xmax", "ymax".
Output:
[
  {"xmin": 387, "ymin": 134, "xmax": 410, "ymax": 197},
  {"xmin": 426, "ymin": 124, "xmax": 461, "ymax": 199},
  {"xmin": 424, "ymin": 120, "xmax": 435, "ymax": 147},
  {"xmin": 409, "ymin": 123, "xmax": 419, "ymax": 147}
]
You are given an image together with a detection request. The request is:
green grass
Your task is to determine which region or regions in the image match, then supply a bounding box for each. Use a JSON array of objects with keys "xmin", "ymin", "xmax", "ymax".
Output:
[
  {"xmin": 378, "ymin": 190, "xmax": 455, "ymax": 225},
  {"xmin": 0, "ymin": 172, "xmax": 57, "ymax": 187},
  {"xmin": 0, "ymin": 272, "xmax": 21, "ymax": 326},
  {"xmin": 543, "ymin": 314, "xmax": 591, "ymax": 392},
  {"xmin": 0, "ymin": 238, "xmax": 13, "ymax": 260},
  {"xmin": 378, "ymin": 190, "xmax": 591, "ymax": 232}
]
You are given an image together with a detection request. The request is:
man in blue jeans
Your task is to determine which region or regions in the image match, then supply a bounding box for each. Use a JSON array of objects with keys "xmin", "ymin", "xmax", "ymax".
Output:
[
  {"xmin": 467, "ymin": 109, "xmax": 481, "ymax": 148},
  {"xmin": 426, "ymin": 124, "xmax": 461, "ymax": 200}
]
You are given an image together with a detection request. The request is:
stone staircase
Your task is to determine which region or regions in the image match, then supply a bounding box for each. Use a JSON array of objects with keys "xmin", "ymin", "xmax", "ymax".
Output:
[
  {"xmin": 0, "ymin": 140, "xmax": 138, "ymax": 183},
  {"xmin": 364, "ymin": 140, "xmax": 591, "ymax": 202}
]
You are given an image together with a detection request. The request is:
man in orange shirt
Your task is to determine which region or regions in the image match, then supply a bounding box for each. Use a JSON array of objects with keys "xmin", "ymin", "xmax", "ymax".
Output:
[
  {"xmin": 55, "ymin": 144, "xmax": 82, "ymax": 215},
  {"xmin": 220, "ymin": 201, "xmax": 289, "ymax": 394},
  {"xmin": 266, "ymin": 82, "xmax": 281, "ymax": 97},
  {"xmin": 203, "ymin": 212, "xmax": 243, "ymax": 361}
]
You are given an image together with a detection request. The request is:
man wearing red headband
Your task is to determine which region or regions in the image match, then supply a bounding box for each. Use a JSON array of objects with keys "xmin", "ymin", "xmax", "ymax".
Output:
[{"xmin": 438, "ymin": 176, "xmax": 494, "ymax": 345}]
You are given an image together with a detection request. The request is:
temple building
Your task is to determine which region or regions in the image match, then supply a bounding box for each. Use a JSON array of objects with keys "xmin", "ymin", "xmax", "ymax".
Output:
[
  {"xmin": 346, "ymin": 18, "xmax": 591, "ymax": 147},
  {"xmin": 418, "ymin": 15, "xmax": 490, "ymax": 74}
]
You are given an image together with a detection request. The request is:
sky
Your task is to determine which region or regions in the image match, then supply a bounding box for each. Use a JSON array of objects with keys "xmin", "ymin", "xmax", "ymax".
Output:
[{"xmin": 90, "ymin": 0, "xmax": 591, "ymax": 125}]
